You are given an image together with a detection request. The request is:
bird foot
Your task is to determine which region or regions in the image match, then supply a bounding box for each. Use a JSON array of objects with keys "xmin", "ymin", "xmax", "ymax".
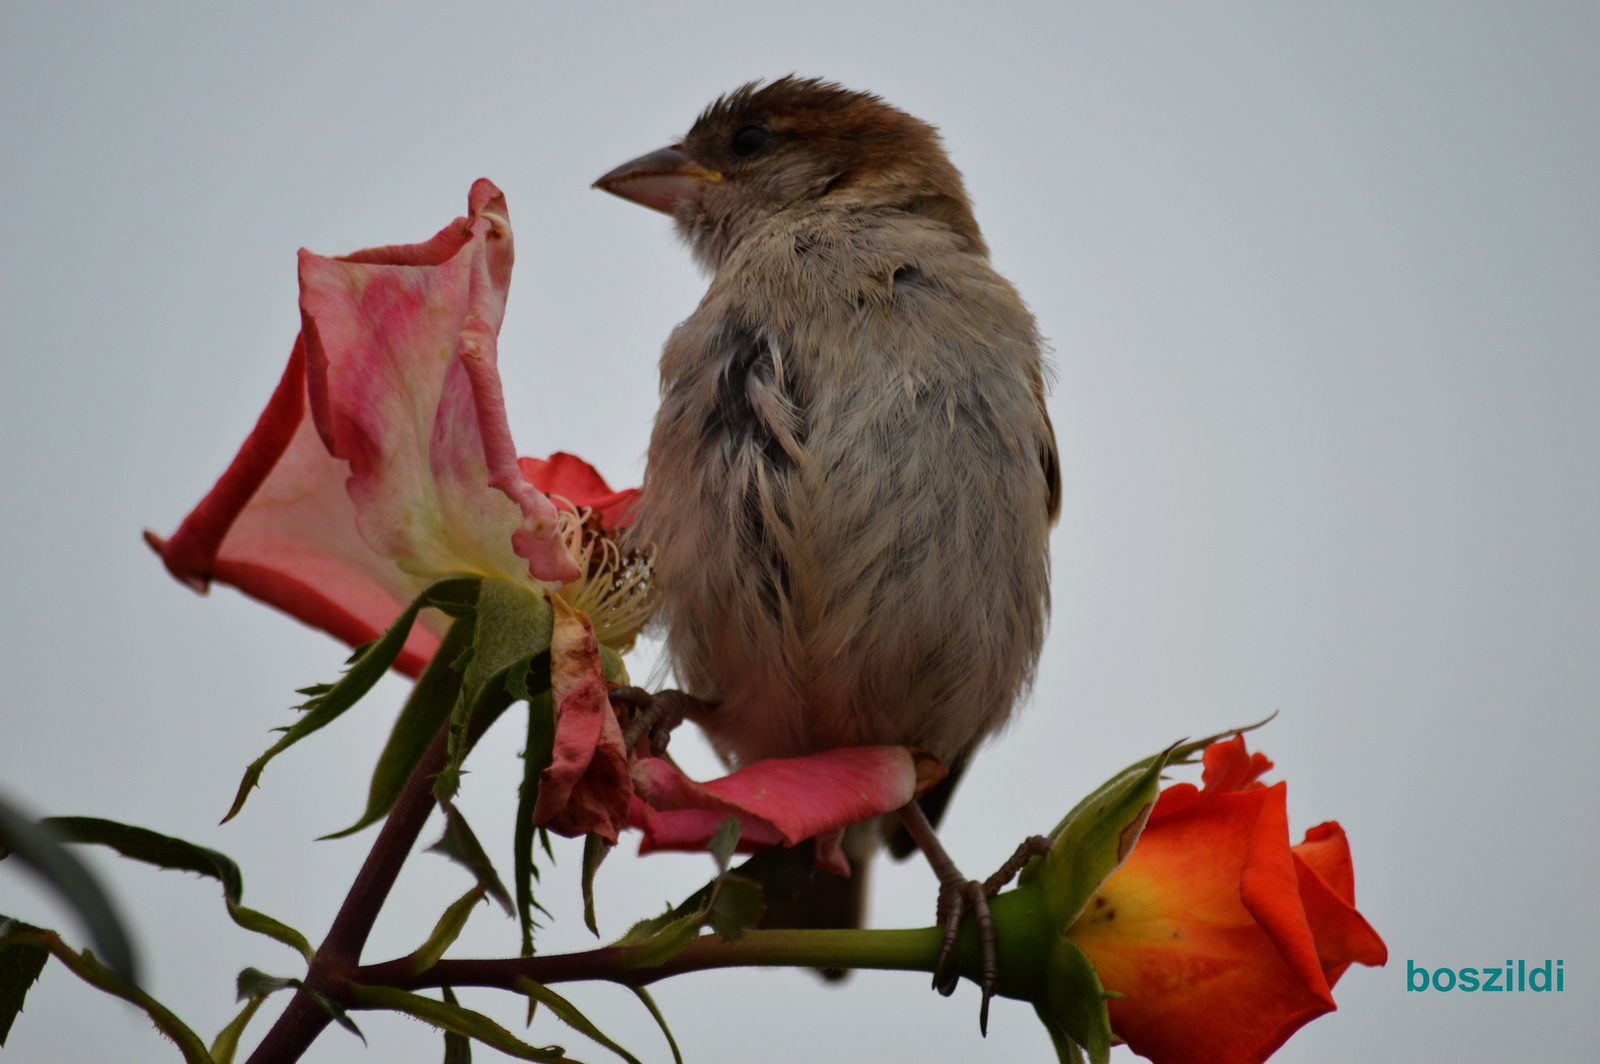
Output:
[
  {"xmin": 608, "ymin": 686, "xmax": 701, "ymax": 757},
  {"xmin": 898, "ymin": 802, "xmax": 1053, "ymax": 1036}
]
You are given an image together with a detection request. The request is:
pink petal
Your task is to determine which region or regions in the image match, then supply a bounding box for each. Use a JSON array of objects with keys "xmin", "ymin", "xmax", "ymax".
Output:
[
  {"xmin": 150, "ymin": 180, "xmax": 608, "ymax": 671},
  {"xmin": 531, "ymin": 604, "xmax": 632, "ymax": 842},
  {"xmin": 627, "ymin": 747, "xmax": 946, "ymax": 869},
  {"xmin": 148, "ymin": 339, "xmax": 438, "ymax": 676},
  {"xmin": 298, "ymin": 178, "xmax": 578, "ymax": 586},
  {"xmin": 519, "ymin": 453, "xmax": 640, "ymax": 532}
]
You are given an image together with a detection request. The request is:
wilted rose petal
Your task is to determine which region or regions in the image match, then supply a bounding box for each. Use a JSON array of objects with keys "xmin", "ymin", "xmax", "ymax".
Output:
[
  {"xmin": 625, "ymin": 746, "xmax": 946, "ymax": 874},
  {"xmin": 531, "ymin": 601, "xmax": 632, "ymax": 842},
  {"xmin": 149, "ymin": 180, "xmax": 599, "ymax": 675}
]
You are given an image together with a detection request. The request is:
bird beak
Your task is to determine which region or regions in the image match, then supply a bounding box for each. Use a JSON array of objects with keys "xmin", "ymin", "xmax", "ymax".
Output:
[{"xmin": 593, "ymin": 146, "xmax": 722, "ymax": 214}]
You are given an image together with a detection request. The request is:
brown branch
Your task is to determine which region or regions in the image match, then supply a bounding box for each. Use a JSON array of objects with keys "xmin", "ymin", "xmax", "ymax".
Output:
[{"xmin": 243, "ymin": 726, "xmax": 452, "ymax": 1064}]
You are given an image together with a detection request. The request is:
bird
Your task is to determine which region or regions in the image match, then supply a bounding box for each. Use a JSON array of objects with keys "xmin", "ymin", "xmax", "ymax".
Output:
[{"xmin": 595, "ymin": 77, "xmax": 1059, "ymax": 1028}]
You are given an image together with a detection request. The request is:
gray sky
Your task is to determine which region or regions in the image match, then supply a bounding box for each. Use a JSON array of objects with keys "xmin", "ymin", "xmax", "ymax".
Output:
[{"xmin": 2, "ymin": 2, "xmax": 1596, "ymax": 1061}]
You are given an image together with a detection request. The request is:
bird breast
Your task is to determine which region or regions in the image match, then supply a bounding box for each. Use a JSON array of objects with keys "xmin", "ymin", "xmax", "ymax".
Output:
[{"xmin": 633, "ymin": 207, "xmax": 1055, "ymax": 769}]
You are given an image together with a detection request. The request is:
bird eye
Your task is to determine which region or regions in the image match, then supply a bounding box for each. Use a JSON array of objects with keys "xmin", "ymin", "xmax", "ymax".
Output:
[{"xmin": 730, "ymin": 125, "xmax": 771, "ymax": 157}]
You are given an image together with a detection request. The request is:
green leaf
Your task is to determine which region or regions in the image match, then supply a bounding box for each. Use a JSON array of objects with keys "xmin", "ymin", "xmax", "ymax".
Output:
[
  {"xmin": 0, "ymin": 916, "xmax": 49, "ymax": 1045},
  {"xmin": 517, "ymin": 688, "xmax": 556, "ymax": 956},
  {"xmin": 581, "ymin": 834, "xmax": 610, "ymax": 937},
  {"xmin": 513, "ymin": 978, "xmax": 642, "ymax": 1064},
  {"xmin": 0, "ymin": 927, "xmax": 211, "ymax": 1063},
  {"xmin": 303, "ymin": 983, "xmax": 365, "ymax": 1043},
  {"xmin": 235, "ymin": 966, "xmax": 296, "ymax": 1000},
  {"xmin": 233, "ymin": 968, "xmax": 363, "ymax": 1042},
  {"xmin": 346, "ymin": 983, "xmax": 574, "ymax": 1062},
  {"xmin": 0, "ymin": 799, "xmax": 139, "ymax": 984},
  {"xmin": 706, "ymin": 874, "xmax": 764, "ymax": 943},
  {"xmin": 324, "ymin": 614, "xmax": 477, "ymax": 839},
  {"xmin": 223, "ymin": 574, "xmax": 482, "ymax": 823},
  {"xmin": 44, "ymin": 816, "xmax": 313, "ymax": 963},
  {"xmin": 442, "ymin": 987, "xmax": 472, "ymax": 1064},
  {"xmin": 626, "ymin": 986, "xmax": 682, "ymax": 1064},
  {"xmin": 210, "ymin": 994, "xmax": 265, "ymax": 1064},
  {"xmin": 428, "ymin": 804, "xmax": 514, "ymax": 915},
  {"xmin": 707, "ymin": 816, "xmax": 741, "ymax": 873},
  {"xmin": 410, "ymin": 887, "xmax": 488, "ymax": 975}
]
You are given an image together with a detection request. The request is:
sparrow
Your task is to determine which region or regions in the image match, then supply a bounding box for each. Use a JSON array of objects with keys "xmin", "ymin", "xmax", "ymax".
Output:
[{"xmin": 596, "ymin": 77, "xmax": 1059, "ymax": 1028}]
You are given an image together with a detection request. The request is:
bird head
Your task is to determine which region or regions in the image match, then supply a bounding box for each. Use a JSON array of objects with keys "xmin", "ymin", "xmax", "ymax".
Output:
[{"xmin": 594, "ymin": 76, "xmax": 984, "ymax": 272}]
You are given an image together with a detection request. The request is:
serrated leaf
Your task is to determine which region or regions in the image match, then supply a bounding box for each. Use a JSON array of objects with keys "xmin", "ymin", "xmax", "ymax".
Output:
[
  {"xmin": 428, "ymin": 805, "xmax": 513, "ymax": 915},
  {"xmin": 44, "ymin": 816, "xmax": 312, "ymax": 962},
  {"xmin": 707, "ymin": 816, "xmax": 741, "ymax": 873},
  {"xmin": 513, "ymin": 978, "xmax": 642, "ymax": 1064},
  {"xmin": 626, "ymin": 986, "xmax": 682, "ymax": 1064},
  {"xmin": 0, "ymin": 927, "xmax": 210, "ymax": 1062},
  {"xmin": 581, "ymin": 834, "xmax": 609, "ymax": 937},
  {"xmin": 210, "ymin": 994, "xmax": 265, "ymax": 1064},
  {"xmin": 0, "ymin": 915, "xmax": 49, "ymax": 1045},
  {"xmin": 346, "ymin": 983, "xmax": 575, "ymax": 1062},
  {"xmin": 706, "ymin": 874, "xmax": 764, "ymax": 943},
  {"xmin": 325, "ymin": 614, "xmax": 477, "ymax": 839},
  {"xmin": 223, "ymin": 574, "xmax": 482, "ymax": 823},
  {"xmin": 442, "ymin": 986, "xmax": 472, "ymax": 1064},
  {"xmin": 0, "ymin": 798, "xmax": 138, "ymax": 985},
  {"xmin": 517, "ymin": 688, "xmax": 556, "ymax": 955},
  {"xmin": 235, "ymin": 966, "xmax": 296, "ymax": 1000},
  {"xmin": 303, "ymin": 983, "xmax": 365, "ymax": 1042},
  {"xmin": 410, "ymin": 887, "xmax": 488, "ymax": 975}
]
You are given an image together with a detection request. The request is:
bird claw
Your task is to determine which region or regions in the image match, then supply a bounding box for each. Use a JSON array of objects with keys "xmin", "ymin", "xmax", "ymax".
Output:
[
  {"xmin": 608, "ymin": 686, "xmax": 699, "ymax": 757},
  {"xmin": 923, "ymin": 831, "xmax": 1056, "ymax": 1036}
]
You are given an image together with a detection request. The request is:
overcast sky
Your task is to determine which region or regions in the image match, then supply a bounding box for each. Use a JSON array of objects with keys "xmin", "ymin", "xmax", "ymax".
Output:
[{"xmin": 2, "ymin": 3, "xmax": 1596, "ymax": 1062}]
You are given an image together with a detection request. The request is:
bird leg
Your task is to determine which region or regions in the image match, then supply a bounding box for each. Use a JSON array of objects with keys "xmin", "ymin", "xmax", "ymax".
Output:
[
  {"xmin": 896, "ymin": 801, "xmax": 1053, "ymax": 1035},
  {"xmin": 608, "ymin": 686, "xmax": 703, "ymax": 757}
]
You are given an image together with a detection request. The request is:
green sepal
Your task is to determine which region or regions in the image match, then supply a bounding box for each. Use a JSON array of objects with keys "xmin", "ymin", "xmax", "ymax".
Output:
[
  {"xmin": 516, "ymin": 688, "xmax": 556, "ymax": 955},
  {"xmin": 1038, "ymin": 938, "xmax": 1115, "ymax": 1064},
  {"xmin": 428, "ymin": 804, "xmax": 514, "ymax": 915},
  {"xmin": 626, "ymin": 986, "xmax": 683, "ymax": 1064},
  {"xmin": 345, "ymin": 983, "xmax": 573, "ymax": 1063},
  {"xmin": 441, "ymin": 986, "xmax": 472, "ymax": 1064},
  {"xmin": 0, "ymin": 927, "xmax": 211, "ymax": 1063},
  {"xmin": 436, "ymin": 579, "xmax": 553, "ymax": 804},
  {"xmin": 224, "ymin": 574, "xmax": 482, "ymax": 823},
  {"xmin": 1031, "ymin": 750, "xmax": 1171, "ymax": 929},
  {"xmin": 42, "ymin": 816, "xmax": 313, "ymax": 963},
  {"xmin": 409, "ymin": 887, "xmax": 488, "ymax": 975},
  {"xmin": 0, "ymin": 915, "xmax": 49, "ymax": 1045},
  {"xmin": 598, "ymin": 645, "xmax": 627, "ymax": 685},
  {"xmin": 323, "ymin": 614, "xmax": 477, "ymax": 839},
  {"xmin": 581, "ymin": 833, "xmax": 609, "ymax": 937},
  {"xmin": 0, "ymin": 797, "xmax": 138, "ymax": 984},
  {"xmin": 512, "ymin": 977, "xmax": 642, "ymax": 1064},
  {"xmin": 1033, "ymin": 1003, "xmax": 1088, "ymax": 1064}
]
